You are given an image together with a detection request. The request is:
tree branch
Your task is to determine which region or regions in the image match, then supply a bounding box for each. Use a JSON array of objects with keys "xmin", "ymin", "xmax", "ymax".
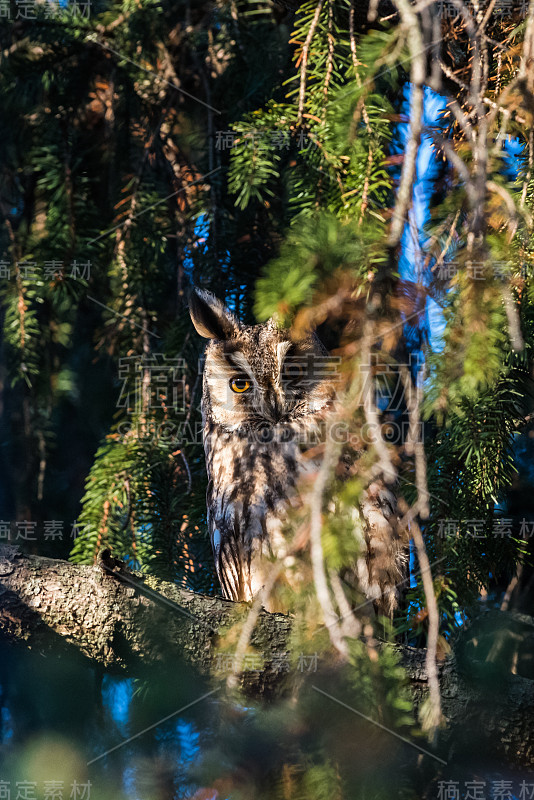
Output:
[
  {"xmin": 2, "ymin": 546, "xmax": 534, "ymax": 766},
  {"xmin": 0, "ymin": 545, "xmax": 291, "ymax": 695}
]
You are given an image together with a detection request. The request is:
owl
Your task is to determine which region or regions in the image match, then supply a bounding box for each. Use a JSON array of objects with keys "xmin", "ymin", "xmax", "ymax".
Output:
[{"xmin": 189, "ymin": 288, "xmax": 406, "ymax": 616}]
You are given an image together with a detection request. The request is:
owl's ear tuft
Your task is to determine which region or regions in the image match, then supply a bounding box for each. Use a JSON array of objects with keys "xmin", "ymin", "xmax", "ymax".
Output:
[{"xmin": 189, "ymin": 288, "xmax": 241, "ymax": 340}]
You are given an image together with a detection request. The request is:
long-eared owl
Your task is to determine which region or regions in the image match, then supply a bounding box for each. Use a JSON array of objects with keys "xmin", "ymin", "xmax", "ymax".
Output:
[{"xmin": 189, "ymin": 288, "xmax": 406, "ymax": 615}]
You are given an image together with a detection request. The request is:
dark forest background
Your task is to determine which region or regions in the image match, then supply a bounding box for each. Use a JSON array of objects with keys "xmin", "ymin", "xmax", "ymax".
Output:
[{"xmin": 1, "ymin": 0, "xmax": 534, "ymax": 797}]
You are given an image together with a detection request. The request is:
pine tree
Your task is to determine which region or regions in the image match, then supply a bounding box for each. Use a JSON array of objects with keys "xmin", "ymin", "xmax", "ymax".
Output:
[{"xmin": 2, "ymin": 0, "xmax": 534, "ymax": 796}]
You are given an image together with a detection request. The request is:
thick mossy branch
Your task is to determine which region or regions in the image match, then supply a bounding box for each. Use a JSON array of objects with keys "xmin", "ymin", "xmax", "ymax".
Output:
[
  {"xmin": 1, "ymin": 545, "xmax": 534, "ymax": 766},
  {"xmin": 0, "ymin": 545, "xmax": 291, "ymax": 692}
]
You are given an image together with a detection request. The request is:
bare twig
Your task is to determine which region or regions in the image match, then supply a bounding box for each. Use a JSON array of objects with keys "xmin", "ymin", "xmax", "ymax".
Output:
[
  {"xmin": 501, "ymin": 284, "xmax": 525, "ymax": 352},
  {"xmin": 297, "ymin": 0, "xmax": 324, "ymax": 126},
  {"xmin": 309, "ymin": 424, "xmax": 349, "ymax": 658},
  {"xmin": 433, "ymin": 209, "xmax": 461, "ymax": 272},
  {"xmin": 397, "ymin": 362, "xmax": 440, "ymax": 738},
  {"xmin": 388, "ymin": 0, "xmax": 426, "ymax": 248},
  {"xmin": 400, "ymin": 504, "xmax": 442, "ymax": 740},
  {"xmin": 520, "ymin": 129, "xmax": 534, "ymax": 212},
  {"xmin": 361, "ymin": 322, "xmax": 398, "ymax": 485},
  {"xmin": 323, "ymin": 0, "xmax": 335, "ymax": 108},
  {"xmin": 349, "ymin": 0, "xmax": 371, "ymax": 129},
  {"xmin": 399, "ymin": 366, "xmax": 429, "ymax": 519}
]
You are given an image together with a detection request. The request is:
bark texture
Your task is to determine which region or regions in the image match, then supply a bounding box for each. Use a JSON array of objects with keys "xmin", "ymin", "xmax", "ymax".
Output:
[
  {"xmin": 0, "ymin": 545, "xmax": 291, "ymax": 693},
  {"xmin": 1, "ymin": 545, "xmax": 534, "ymax": 766}
]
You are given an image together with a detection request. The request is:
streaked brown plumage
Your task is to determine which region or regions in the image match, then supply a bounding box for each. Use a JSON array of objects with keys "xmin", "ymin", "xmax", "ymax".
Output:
[{"xmin": 190, "ymin": 288, "xmax": 406, "ymax": 614}]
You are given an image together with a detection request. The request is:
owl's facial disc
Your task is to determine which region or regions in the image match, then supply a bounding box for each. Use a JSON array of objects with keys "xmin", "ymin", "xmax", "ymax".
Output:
[
  {"xmin": 204, "ymin": 335, "xmax": 334, "ymax": 430},
  {"xmin": 191, "ymin": 291, "xmax": 335, "ymax": 431}
]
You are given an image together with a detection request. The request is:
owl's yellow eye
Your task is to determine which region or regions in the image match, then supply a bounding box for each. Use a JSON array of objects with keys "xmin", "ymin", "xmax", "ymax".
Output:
[{"xmin": 230, "ymin": 377, "xmax": 251, "ymax": 393}]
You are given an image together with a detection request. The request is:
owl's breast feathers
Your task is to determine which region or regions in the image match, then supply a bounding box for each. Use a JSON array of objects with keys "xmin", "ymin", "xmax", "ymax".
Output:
[
  {"xmin": 203, "ymin": 415, "xmax": 313, "ymax": 602},
  {"xmin": 204, "ymin": 416, "xmax": 407, "ymax": 613}
]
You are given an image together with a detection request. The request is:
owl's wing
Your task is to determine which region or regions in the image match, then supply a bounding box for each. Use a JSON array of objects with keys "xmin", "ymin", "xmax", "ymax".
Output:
[
  {"xmin": 208, "ymin": 496, "xmax": 279, "ymax": 604},
  {"xmin": 207, "ymin": 488, "xmax": 254, "ymax": 602},
  {"xmin": 357, "ymin": 481, "xmax": 408, "ymax": 617},
  {"xmin": 209, "ymin": 515, "xmax": 243, "ymax": 601}
]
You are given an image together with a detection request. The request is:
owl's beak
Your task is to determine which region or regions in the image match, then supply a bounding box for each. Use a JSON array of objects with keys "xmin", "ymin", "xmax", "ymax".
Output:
[{"xmin": 261, "ymin": 387, "xmax": 285, "ymax": 423}]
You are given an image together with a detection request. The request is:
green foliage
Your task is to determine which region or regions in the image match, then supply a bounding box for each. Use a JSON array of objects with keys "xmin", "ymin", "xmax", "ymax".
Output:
[
  {"xmin": 2, "ymin": 1, "xmax": 534, "ymax": 797},
  {"xmin": 227, "ymin": 5, "xmax": 397, "ymax": 224},
  {"xmin": 255, "ymin": 213, "xmax": 386, "ymax": 324},
  {"xmin": 411, "ymin": 369, "xmax": 528, "ymax": 628},
  {"xmin": 424, "ymin": 267, "xmax": 510, "ymax": 415},
  {"xmin": 70, "ymin": 428, "xmax": 213, "ymax": 589}
]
